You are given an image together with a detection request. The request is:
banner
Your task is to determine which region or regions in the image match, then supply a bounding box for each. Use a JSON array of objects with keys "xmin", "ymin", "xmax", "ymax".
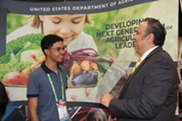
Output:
[
  {"xmin": 0, "ymin": 0, "xmax": 178, "ymax": 105},
  {"xmin": 69, "ymin": 106, "xmax": 111, "ymax": 121},
  {"xmin": 0, "ymin": 0, "xmax": 156, "ymax": 14}
]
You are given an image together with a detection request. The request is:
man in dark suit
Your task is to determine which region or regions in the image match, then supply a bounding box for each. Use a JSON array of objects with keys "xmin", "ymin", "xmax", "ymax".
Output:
[{"xmin": 100, "ymin": 18, "xmax": 179, "ymax": 121}]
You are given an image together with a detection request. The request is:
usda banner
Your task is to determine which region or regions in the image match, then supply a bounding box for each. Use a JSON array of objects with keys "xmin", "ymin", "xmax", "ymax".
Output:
[{"xmin": 0, "ymin": 0, "xmax": 178, "ymax": 104}]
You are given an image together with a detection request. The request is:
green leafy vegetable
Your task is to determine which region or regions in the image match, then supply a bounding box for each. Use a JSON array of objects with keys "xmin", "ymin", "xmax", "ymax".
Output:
[{"xmin": 0, "ymin": 33, "xmax": 45, "ymax": 80}]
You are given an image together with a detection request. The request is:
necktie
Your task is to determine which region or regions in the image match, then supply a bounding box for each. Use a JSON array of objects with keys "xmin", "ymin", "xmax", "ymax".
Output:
[{"xmin": 132, "ymin": 59, "xmax": 141, "ymax": 73}]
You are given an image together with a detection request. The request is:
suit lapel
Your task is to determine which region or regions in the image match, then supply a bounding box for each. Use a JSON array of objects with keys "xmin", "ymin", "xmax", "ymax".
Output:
[
  {"xmin": 119, "ymin": 47, "xmax": 163, "ymax": 97},
  {"xmin": 133, "ymin": 47, "xmax": 162, "ymax": 75}
]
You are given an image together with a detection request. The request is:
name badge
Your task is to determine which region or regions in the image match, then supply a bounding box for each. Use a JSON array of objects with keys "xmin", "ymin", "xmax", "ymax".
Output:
[{"xmin": 57, "ymin": 100, "xmax": 70, "ymax": 121}]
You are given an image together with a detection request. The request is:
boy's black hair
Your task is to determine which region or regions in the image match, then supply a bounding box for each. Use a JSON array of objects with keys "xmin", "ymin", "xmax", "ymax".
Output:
[{"xmin": 41, "ymin": 34, "xmax": 63, "ymax": 54}]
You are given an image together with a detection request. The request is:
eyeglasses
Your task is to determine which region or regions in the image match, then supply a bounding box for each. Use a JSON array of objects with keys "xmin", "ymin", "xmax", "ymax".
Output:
[{"xmin": 50, "ymin": 46, "xmax": 67, "ymax": 51}]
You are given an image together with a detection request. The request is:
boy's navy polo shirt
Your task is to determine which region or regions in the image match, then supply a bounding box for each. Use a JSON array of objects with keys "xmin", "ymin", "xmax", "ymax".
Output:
[{"xmin": 27, "ymin": 62, "xmax": 67, "ymax": 121}]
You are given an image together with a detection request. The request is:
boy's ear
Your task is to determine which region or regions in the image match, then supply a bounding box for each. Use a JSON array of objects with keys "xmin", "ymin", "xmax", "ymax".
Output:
[{"xmin": 44, "ymin": 49, "xmax": 50, "ymax": 55}]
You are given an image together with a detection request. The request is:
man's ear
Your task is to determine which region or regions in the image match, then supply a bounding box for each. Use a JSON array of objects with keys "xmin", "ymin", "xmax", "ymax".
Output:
[{"xmin": 147, "ymin": 33, "xmax": 154, "ymax": 43}]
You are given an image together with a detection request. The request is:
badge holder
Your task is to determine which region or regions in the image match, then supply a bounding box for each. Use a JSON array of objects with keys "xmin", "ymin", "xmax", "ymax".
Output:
[
  {"xmin": 47, "ymin": 74, "xmax": 71, "ymax": 121},
  {"xmin": 57, "ymin": 100, "xmax": 70, "ymax": 121}
]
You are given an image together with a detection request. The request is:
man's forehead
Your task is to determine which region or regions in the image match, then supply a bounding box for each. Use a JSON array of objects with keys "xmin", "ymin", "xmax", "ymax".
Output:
[
  {"xmin": 140, "ymin": 21, "xmax": 148, "ymax": 27},
  {"xmin": 138, "ymin": 22, "xmax": 147, "ymax": 31}
]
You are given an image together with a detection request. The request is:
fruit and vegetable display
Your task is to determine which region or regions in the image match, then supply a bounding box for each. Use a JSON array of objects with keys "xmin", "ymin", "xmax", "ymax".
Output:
[
  {"xmin": 0, "ymin": 34, "xmax": 45, "ymax": 86},
  {"xmin": 63, "ymin": 48, "xmax": 114, "ymax": 88}
]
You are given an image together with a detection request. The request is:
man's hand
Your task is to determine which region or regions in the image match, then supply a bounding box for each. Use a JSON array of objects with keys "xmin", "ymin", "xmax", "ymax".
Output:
[{"xmin": 100, "ymin": 93, "xmax": 114, "ymax": 107}]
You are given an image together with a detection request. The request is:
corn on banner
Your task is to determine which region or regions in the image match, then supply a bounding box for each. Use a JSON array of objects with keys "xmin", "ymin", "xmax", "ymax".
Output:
[{"xmin": 0, "ymin": 0, "xmax": 178, "ymax": 104}]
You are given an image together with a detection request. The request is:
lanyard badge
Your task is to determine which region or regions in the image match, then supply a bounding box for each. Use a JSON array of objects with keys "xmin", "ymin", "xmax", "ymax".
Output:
[
  {"xmin": 47, "ymin": 74, "xmax": 70, "ymax": 121},
  {"xmin": 57, "ymin": 100, "xmax": 70, "ymax": 121}
]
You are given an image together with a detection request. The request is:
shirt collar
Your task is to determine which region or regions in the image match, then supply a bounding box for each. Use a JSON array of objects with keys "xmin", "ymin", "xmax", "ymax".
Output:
[
  {"xmin": 41, "ymin": 61, "xmax": 62, "ymax": 74},
  {"xmin": 141, "ymin": 46, "xmax": 159, "ymax": 61}
]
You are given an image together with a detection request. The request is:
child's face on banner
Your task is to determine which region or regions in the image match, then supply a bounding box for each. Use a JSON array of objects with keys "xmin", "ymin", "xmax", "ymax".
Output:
[{"xmin": 40, "ymin": 14, "xmax": 86, "ymax": 46}]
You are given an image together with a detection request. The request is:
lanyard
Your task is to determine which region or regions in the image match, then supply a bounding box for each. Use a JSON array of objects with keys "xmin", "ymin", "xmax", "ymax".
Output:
[{"xmin": 47, "ymin": 73, "xmax": 65, "ymax": 102}]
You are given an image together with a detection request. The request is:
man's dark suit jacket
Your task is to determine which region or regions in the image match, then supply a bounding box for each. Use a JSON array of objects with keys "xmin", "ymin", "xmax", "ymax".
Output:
[{"xmin": 109, "ymin": 47, "xmax": 179, "ymax": 121}]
